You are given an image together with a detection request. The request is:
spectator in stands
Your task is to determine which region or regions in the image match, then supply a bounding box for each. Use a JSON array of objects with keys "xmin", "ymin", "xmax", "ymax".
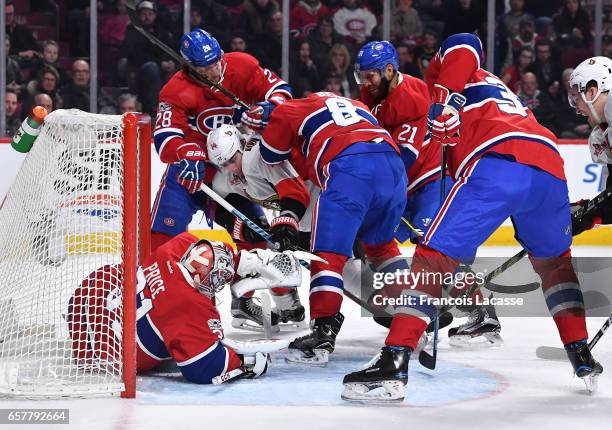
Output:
[
  {"xmin": 526, "ymin": 39, "xmax": 563, "ymax": 97},
  {"xmin": 500, "ymin": 0, "xmax": 533, "ymax": 39},
  {"xmin": 118, "ymin": 93, "xmax": 139, "ymax": 114},
  {"xmin": 524, "ymin": 0, "xmax": 561, "ymax": 36},
  {"xmin": 251, "ymin": 10, "xmax": 283, "ymax": 74},
  {"xmin": 66, "ymin": 0, "xmax": 96, "ymax": 56},
  {"xmin": 34, "ymin": 93, "xmax": 53, "ymax": 114},
  {"xmin": 322, "ymin": 43, "xmax": 358, "ymax": 98},
  {"xmin": 323, "ymin": 74, "xmax": 343, "ymax": 96},
  {"xmin": 517, "ymin": 72, "xmax": 559, "ymax": 135},
  {"xmin": 30, "ymin": 41, "xmax": 70, "ymax": 89},
  {"xmin": 119, "ymin": 0, "xmax": 176, "ymax": 116},
  {"xmin": 192, "ymin": 1, "xmax": 230, "ymax": 45},
  {"xmin": 243, "ymin": 0, "xmax": 279, "ymax": 38},
  {"xmin": 414, "ymin": 30, "xmax": 438, "ymax": 77},
  {"xmin": 557, "ymin": 67, "xmax": 590, "ymax": 138},
  {"xmin": 289, "ymin": 40, "xmax": 322, "ymax": 97},
  {"xmin": 510, "ymin": 17, "xmax": 541, "ymax": 55},
  {"xmin": 5, "ymin": 87, "xmax": 20, "ymax": 137},
  {"xmin": 59, "ymin": 60, "xmax": 91, "ymax": 112},
  {"xmin": 290, "ymin": 0, "xmax": 330, "ymax": 40},
  {"xmin": 443, "ymin": 0, "xmax": 485, "ymax": 39},
  {"xmin": 501, "ymin": 46, "xmax": 534, "ymax": 93},
  {"xmin": 100, "ymin": 0, "xmax": 130, "ymax": 48},
  {"xmin": 414, "ymin": 0, "xmax": 444, "ymax": 37},
  {"xmin": 333, "ymin": 0, "xmax": 377, "ymax": 47},
  {"xmin": 229, "ymin": 34, "xmax": 249, "ymax": 53},
  {"xmin": 5, "ymin": 36, "xmax": 22, "ymax": 91},
  {"xmin": 553, "ymin": 0, "xmax": 591, "ymax": 49},
  {"xmin": 307, "ymin": 15, "xmax": 343, "ymax": 71},
  {"xmin": 391, "ymin": 0, "xmax": 422, "ymax": 44},
  {"xmin": 396, "ymin": 43, "xmax": 422, "ymax": 79},
  {"xmin": 5, "ymin": 1, "xmax": 39, "ymax": 65},
  {"xmin": 22, "ymin": 66, "xmax": 62, "ymax": 120}
]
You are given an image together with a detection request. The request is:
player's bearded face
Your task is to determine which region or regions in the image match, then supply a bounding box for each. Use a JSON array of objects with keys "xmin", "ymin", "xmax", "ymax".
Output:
[
  {"xmin": 197, "ymin": 61, "xmax": 223, "ymax": 84},
  {"xmin": 357, "ymin": 70, "xmax": 383, "ymax": 96}
]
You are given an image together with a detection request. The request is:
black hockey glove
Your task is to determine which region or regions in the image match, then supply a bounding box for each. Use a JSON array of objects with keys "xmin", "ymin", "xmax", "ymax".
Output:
[
  {"xmin": 571, "ymin": 199, "xmax": 602, "ymax": 236},
  {"xmin": 270, "ymin": 215, "xmax": 300, "ymax": 251}
]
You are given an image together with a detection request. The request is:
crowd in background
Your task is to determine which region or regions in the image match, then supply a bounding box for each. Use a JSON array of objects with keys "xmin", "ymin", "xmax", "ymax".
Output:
[{"xmin": 4, "ymin": 0, "xmax": 612, "ymax": 138}]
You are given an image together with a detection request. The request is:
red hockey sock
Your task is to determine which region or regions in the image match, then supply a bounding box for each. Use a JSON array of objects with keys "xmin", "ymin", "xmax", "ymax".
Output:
[
  {"xmin": 385, "ymin": 315, "xmax": 428, "ymax": 350},
  {"xmin": 529, "ymin": 250, "xmax": 588, "ymax": 345},
  {"xmin": 309, "ymin": 252, "xmax": 347, "ymax": 319}
]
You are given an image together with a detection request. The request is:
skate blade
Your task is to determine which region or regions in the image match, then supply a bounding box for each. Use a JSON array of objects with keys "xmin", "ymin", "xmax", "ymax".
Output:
[
  {"xmin": 284, "ymin": 348, "xmax": 329, "ymax": 366},
  {"xmin": 449, "ymin": 332, "xmax": 504, "ymax": 349},
  {"xmin": 341, "ymin": 381, "xmax": 405, "ymax": 403},
  {"xmin": 231, "ymin": 318, "xmax": 280, "ymax": 333},
  {"xmin": 581, "ymin": 372, "xmax": 601, "ymax": 394}
]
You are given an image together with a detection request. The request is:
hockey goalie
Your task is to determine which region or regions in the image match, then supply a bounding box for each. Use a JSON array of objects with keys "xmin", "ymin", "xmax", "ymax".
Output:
[{"xmin": 67, "ymin": 232, "xmax": 303, "ymax": 384}]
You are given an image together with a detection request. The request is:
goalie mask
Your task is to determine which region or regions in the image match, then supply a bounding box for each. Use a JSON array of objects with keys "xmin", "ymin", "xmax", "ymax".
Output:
[{"xmin": 179, "ymin": 240, "xmax": 235, "ymax": 297}]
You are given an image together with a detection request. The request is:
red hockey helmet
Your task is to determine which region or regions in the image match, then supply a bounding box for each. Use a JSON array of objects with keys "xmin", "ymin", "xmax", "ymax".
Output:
[{"xmin": 179, "ymin": 240, "xmax": 235, "ymax": 297}]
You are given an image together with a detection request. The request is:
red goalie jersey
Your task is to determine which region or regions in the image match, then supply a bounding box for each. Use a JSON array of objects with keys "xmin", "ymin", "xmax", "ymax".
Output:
[
  {"xmin": 425, "ymin": 33, "xmax": 565, "ymax": 181},
  {"xmin": 360, "ymin": 73, "xmax": 440, "ymax": 193},
  {"xmin": 153, "ymin": 52, "xmax": 291, "ymax": 163},
  {"xmin": 68, "ymin": 233, "xmax": 242, "ymax": 384}
]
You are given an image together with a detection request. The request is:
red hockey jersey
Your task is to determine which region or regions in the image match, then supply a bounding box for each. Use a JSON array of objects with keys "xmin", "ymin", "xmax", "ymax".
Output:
[
  {"xmin": 360, "ymin": 73, "xmax": 441, "ymax": 193},
  {"xmin": 153, "ymin": 52, "xmax": 291, "ymax": 163},
  {"xmin": 425, "ymin": 33, "xmax": 565, "ymax": 181},
  {"xmin": 259, "ymin": 92, "xmax": 398, "ymax": 187}
]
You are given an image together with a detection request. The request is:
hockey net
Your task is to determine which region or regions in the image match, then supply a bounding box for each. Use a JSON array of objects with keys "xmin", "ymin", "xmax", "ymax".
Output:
[{"xmin": 0, "ymin": 109, "xmax": 150, "ymax": 398}]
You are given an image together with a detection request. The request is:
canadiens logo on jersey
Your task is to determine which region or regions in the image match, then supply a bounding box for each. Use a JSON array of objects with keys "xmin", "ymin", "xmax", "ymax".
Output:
[{"xmin": 195, "ymin": 106, "xmax": 235, "ymax": 136}]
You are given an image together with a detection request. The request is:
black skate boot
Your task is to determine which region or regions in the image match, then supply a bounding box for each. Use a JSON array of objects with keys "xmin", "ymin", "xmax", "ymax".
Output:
[
  {"xmin": 231, "ymin": 296, "xmax": 279, "ymax": 331},
  {"xmin": 448, "ymin": 303, "xmax": 503, "ymax": 347},
  {"xmin": 341, "ymin": 346, "xmax": 411, "ymax": 402},
  {"xmin": 565, "ymin": 339, "xmax": 603, "ymax": 392},
  {"xmin": 271, "ymin": 289, "xmax": 305, "ymax": 324},
  {"xmin": 285, "ymin": 312, "xmax": 344, "ymax": 365}
]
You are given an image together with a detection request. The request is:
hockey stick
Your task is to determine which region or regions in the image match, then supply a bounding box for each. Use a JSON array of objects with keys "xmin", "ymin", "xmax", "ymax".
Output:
[
  {"xmin": 124, "ymin": 0, "xmax": 250, "ymax": 109},
  {"xmin": 261, "ymin": 292, "xmax": 275, "ymax": 338}
]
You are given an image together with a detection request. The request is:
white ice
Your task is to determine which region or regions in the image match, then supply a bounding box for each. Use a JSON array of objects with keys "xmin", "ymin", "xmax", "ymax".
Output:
[{"xmin": 3, "ymin": 246, "xmax": 612, "ymax": 430}]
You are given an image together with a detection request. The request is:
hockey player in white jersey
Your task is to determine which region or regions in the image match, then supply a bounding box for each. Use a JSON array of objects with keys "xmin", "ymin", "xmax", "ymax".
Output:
[
  {"xmin": 207, "ymin": 124, "xmax": 314, "ymax": 327},
  {"xmin": 567, "ymin": 56, "xmax": 612, "ymax": 233}
]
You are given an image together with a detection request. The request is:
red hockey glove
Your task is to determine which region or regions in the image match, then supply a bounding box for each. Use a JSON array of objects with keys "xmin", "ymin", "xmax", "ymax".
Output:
[{"xmin": 427, "ymin": 84, "xmax": 466, "ymax": 146}]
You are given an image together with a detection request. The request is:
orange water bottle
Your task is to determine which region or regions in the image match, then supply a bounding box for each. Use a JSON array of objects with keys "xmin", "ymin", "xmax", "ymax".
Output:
[{"xmin": 11, "ymin": 106, "xmax": 48, "ymax": 153}]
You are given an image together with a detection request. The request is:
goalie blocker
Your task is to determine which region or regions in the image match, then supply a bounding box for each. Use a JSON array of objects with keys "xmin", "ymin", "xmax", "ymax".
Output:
[{"xmin": 68, "ymin": 232, "xmax": 300, "ymax": 384}]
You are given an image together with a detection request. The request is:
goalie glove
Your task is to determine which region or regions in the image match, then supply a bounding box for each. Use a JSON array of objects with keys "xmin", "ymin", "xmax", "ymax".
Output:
[
  {"xmin": 270, "ymin": 215, "xmax": 300, "ymax": 251},
  {"xmin": 232, "ymin": 249, "xmax": 302, "ymax": 297},
  {"xmin": 427, "ymin": 84, "xmax": 466, "ymax": 147}
]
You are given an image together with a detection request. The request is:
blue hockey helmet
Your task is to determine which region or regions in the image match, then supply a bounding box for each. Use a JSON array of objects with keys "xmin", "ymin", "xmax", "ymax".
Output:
[
  {"xmin": 355, "ymin": 41, "xmax": 399, "ymax": 84},
  {"xmin": 180, "ymin": 29, "xmax": 223, "ymax": 67}
]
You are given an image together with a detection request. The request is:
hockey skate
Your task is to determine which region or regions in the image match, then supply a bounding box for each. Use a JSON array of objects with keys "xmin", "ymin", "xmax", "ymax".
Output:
[
  {"xmin": 285, "ymin": 312, "xmax": 344, "ymax": 365},
  {"xmin": 271, "ymin": 289, "xmax": 306, "ymax": 326},
  {"xmin": 231, "ymin": 296, "xmax": 280, "ymax": 332},
  {"xmin": 448, "ymin": 303, "xmax": 503, "ymax": 348},
  {"xmin": 341, "ymin": 346, "xmax": 411, "ymax": 402},
  {"xmin": 565, "ymin": 339, "xmax": 603, "ymax": 393}
]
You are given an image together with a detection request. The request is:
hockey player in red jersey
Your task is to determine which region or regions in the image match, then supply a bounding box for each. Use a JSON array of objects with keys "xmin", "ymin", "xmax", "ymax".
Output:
[
  {"xmin": 355, "ymin": 40, "xmax": 502, "ymax": 345},
  {"xmin": 69, "ymin": 232, "xmax": 302, "ymax": 384},
  {"xmin": 151, "ymin": 29, "xmax": 293, "ymax": 330},
  {"xmin": 342, "ymin": 33, "xmax": 601, "ymax": 402},
  {"xmin": 257, "ymin": 92, "xmax": 408, "ymax": 364}
]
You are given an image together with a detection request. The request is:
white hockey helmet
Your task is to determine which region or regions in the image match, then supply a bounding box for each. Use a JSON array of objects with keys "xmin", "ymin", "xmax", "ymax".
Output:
[
  {"xmin": 207, "ymin": 124, "xmax": 243, "ymax": 167},
  {"xmin": 568, "ymin": 56, "xmax": 612, "ymax": 123}
]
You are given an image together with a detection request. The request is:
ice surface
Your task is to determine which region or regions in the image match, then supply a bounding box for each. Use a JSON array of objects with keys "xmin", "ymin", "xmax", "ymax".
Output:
[{"xmin": 3, "ymin": 246, "xmax": 611, "ymax": 430}]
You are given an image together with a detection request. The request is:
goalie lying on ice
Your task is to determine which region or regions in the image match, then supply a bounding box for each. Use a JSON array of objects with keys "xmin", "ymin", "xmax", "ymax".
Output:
[{"xmin": 67, "ymin": 232, "xmax": 301, "ymax": 384}]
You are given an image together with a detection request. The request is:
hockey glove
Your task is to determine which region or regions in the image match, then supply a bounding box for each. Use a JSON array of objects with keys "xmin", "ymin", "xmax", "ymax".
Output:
[
  {"xmin": 270, "ymin": 215, "xmax": 300, "ymax": 251},
  {"xmin": 176, "ymin": 142, "xmax": 207, "ymax": 161},
  {"xmin": 571, "ymin": 199, "xmax": 602, "ymax": 236},
  {"xmin": 240, "ymin": 351, "xmax": 271, "ymax": 379},
  {"xmin": 427, "ymin": 84, "xmax": 466, "ymax": 147},
  {"xmin": 241, "ymin": 101, "xmax": 277, "ymax": 131},
  {"xmin": 177, "ymin": 159, "xmax": 206, "ymax": 194}
]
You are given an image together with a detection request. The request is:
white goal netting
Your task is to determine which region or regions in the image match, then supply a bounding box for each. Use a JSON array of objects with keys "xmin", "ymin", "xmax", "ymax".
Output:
[{"xmin": 0, "ymin": 109, "xmax": 136, "ymax": 398}]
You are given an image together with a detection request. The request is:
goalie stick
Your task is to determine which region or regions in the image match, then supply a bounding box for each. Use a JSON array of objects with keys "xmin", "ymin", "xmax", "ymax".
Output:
[{"xmin": 124, "ymin": 0, "xmax": 250, "ymax": 109}]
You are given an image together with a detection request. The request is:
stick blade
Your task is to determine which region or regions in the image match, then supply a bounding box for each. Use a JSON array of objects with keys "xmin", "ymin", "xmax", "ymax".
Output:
[{"xmin": 535, "ymin": 346, "xmax": 567, "ymax": 361}]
